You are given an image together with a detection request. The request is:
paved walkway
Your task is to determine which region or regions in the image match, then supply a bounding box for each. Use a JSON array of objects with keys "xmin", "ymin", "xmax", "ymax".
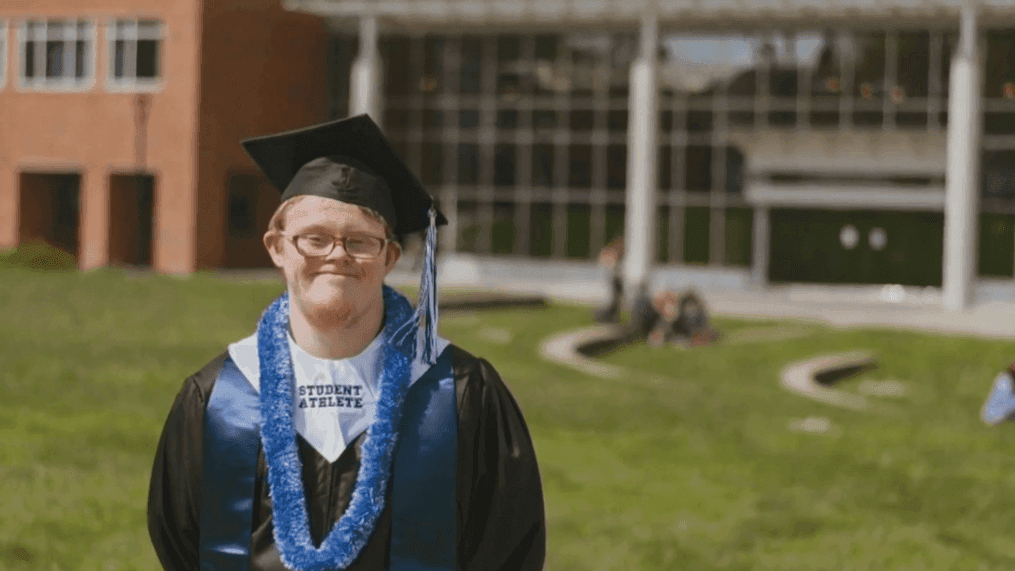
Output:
[{"xmin": 203, "ymin": 264, "xmax": 1015, "ymax": 340}]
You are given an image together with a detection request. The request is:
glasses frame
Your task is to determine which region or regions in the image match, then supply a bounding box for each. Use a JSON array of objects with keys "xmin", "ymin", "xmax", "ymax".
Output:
[{"xmin": 282, "ymin": 232, "xmax": 393, "ymax": 260}]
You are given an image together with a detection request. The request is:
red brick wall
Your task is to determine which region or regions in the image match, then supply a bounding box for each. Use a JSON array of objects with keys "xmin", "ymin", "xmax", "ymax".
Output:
[
  {"xmin": 195, "ymin": 0, "xmax": 329, "ymax": 269},
  {"xmin": 0, "ymin": 0, "xmax": 203, "ymax": 273}
]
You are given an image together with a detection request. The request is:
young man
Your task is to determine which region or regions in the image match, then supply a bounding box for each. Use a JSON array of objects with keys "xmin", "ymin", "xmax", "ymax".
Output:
[{"xmin": 147, "ymin": 115, "xmax": 546, "ymax": 571}]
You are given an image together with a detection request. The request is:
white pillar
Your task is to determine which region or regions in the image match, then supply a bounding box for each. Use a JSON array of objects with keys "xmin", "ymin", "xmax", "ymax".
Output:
[
  {"xmin": 622, "ymin": 15, "xmax": 659, "ymax": 298},
  {"xmin": 752, "ymin": 206, "xmax": 769, "ymax": 287},
  {"xmin": 943, "ymin": 3, "xmax": 982, "ymax": 311},
  {"xmin": 350, "ymin": 16, "xmax": 382, "ymax": 126}
]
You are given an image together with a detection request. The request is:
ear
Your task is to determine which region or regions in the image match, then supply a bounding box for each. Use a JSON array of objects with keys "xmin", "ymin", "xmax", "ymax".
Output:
[
  {"xmin": 383, "ymin": 240, "xmax": 402, "ymax": 275},
  {"xmin": 263, "ymin": 231, "xmax": 285, "ymax": 268}
]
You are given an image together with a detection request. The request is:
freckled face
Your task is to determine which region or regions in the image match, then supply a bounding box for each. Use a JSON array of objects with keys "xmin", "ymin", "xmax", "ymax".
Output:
[{"xmin": 269, "ymin": 197, "xmax": 400, "ymax": 326}]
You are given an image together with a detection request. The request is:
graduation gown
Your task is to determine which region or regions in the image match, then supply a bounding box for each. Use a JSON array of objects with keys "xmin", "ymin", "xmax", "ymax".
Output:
[{"xmin": 147, "ymin": 343, "xmax": 546, "ymax": 571}]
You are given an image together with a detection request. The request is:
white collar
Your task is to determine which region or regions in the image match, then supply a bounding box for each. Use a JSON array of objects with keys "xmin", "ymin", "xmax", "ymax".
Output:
[{"xmin": 227, "ymin": 332, "xmax": 449, "ymax": 395}]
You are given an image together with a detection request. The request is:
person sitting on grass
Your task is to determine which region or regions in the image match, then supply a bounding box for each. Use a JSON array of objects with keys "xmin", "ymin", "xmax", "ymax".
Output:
[{"xmin": 147, "ymin": 114, "xmax": 546, "ymax": 571}]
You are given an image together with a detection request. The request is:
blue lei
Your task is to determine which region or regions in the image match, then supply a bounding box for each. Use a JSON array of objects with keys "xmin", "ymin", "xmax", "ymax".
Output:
[{"xmin": 256, "ymin": 285, "xmax": 420, "ymax": 571}]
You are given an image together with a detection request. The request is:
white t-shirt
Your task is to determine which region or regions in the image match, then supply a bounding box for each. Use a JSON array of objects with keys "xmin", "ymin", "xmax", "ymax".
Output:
[{"xmin": 227, "ymin": 330, "xmax": 451, "ymax": 463}]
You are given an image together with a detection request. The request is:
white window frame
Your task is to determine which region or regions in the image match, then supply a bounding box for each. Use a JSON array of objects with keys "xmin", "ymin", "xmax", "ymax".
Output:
[
  {"xmin": 0, "ymin": 21, "xmax": 8, "ymax": 89},
  {"xmin": 105, "ymin": 18, "xmax": 164, "ymax": 92},
  {"xmin": 16, "ymin": 19, "xmax": 96, "ymax": 92}
]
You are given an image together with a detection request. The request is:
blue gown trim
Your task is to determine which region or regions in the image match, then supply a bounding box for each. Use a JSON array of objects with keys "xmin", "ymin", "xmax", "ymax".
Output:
[
  {"xmin": 200, "ymin": 357, "xmax": 261, "ymax": 571},
  {"xmin": 199, "ymin": 349, "xmax": 458, "ymax": 571},
  {"xmin": 389, "ymin": 349, "xmax": 458, "ymax": 571}
]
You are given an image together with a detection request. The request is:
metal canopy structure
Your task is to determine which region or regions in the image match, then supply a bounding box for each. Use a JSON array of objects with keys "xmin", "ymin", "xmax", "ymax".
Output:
[{"xmin": 285, "ymin": 0, "xmax": 1015, "ymax": 27}]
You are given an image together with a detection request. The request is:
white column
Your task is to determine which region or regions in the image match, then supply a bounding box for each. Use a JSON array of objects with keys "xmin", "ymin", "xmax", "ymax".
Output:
[
  {"xmin": 752, "ymin": 206, "xmax": 769, "ymax": 287},
  {"xmin": 350, "ymin": 16, "xmax": 382, "ymax": 126},
  {"xmin": 622, "ymin": 15, "xmax": 659, "ymax": 298},
  {"xmin": 942, "ymin": 3, "xmax": 982, "ymax": 311}
]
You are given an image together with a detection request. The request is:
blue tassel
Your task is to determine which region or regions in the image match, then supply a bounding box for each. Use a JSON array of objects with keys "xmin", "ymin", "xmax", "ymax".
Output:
[{"xmin": 414, "ymin": 207, "xmax": 439, "ymax": 365}]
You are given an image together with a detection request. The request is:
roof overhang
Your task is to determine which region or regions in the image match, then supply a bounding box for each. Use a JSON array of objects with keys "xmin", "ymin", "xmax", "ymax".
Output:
[{"xmin": 285, "ymin": 0, "xmax": 1015, "ymax": 30}]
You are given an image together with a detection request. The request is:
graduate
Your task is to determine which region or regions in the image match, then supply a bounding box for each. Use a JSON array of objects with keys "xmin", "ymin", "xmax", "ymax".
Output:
[{"xmin": 147, "ymin": 115, "xmax": 546, "ymax": 571}]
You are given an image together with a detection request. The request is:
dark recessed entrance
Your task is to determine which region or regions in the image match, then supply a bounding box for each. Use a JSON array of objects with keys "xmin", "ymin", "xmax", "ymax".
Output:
[
  {"xmin": 223, "ymin": 172, "xmax": 279, "ymax": 268},
  {"xmin": 109, "ymin": 173, "xmax": 155, "ymax": 267},
  {"xmin": 18, "ymin": 172, "xmax": 82, "ymax": 257},
  {"xmin": 769, "ymin": 208, "xmax": 944, "ymax": 287}
]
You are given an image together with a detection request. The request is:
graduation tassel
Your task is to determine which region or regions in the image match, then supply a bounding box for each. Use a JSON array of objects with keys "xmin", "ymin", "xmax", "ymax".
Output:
[{"xmin": 415, "ymin": 206, "xmax": 439, "ymax": 365}]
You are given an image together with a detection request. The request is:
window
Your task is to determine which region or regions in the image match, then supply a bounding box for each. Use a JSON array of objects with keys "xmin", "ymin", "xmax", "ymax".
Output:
[
  {"xmin": 18, "ymin": 19, "xmax": 95, "ymax": 91},
  {"xmin": 107, "ymin": 19, "xmax": 162, "ymax": 90}
]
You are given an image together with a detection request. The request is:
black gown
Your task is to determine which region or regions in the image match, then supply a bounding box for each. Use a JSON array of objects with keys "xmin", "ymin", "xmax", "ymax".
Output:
[{"xmin": 147, "ymin": 344, "xmax": 546, "ymax": 571}]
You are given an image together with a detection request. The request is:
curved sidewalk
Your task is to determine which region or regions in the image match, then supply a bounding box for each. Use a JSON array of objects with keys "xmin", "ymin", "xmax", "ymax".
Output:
[{"xmin": 206, "ymin": 264, "xmax": 1015, "ymax": 340}]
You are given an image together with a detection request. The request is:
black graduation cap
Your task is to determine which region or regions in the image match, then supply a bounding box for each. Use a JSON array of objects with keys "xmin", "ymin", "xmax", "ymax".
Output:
[{"xmin": 240, "ymin": 114, "xmax": 447, "ymax": 236}]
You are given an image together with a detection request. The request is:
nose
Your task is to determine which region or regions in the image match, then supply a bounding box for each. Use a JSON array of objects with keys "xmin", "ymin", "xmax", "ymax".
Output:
[{"xmin": 323, "ymin": 239, "xmax": 353, "ymax": 262}]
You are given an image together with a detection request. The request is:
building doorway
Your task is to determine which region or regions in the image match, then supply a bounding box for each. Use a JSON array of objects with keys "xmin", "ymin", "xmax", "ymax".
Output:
[
  {"xmin": 223, "ymin": 172, "xmax": 279, "ymax": 268},
  {"xmin": 769, "ymin": 208, "xmax": 944, "ymax": 287},
  {"xmin": 18, "ymin": 172, "xmax": 82, "ymax": 257},
  {"xmin": 108, "ymin": 173, "xmax": 155, "ymax": 267}
]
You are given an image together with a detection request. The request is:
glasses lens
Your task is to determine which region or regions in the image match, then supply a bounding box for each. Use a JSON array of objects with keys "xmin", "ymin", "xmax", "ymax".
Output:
[
  {"xmin": 345, "ymin": 236, "xmax": 384, "ymax": 258},
  {"xmin": 296, "ymin": 235, "xmax": 333, "ymax": 257}
]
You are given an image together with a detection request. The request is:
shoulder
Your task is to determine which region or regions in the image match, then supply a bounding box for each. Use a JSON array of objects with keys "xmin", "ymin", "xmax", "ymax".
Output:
[
  {"xmin": 446, "ymin": 344, "xmax": 517, "ymax": 409},
  {"xmin": 176, "ymin": 350, "xmax": 231, "ymax": 407}
]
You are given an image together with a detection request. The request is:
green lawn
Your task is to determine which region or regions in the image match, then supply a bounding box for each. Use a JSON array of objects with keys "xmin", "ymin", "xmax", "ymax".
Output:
[{"xmin": 2, "ymin": 266, "xmax": 1015, "ymax": 570}]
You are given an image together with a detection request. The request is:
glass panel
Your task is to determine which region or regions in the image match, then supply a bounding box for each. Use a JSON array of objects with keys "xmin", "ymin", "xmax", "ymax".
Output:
[
  {"xmin": 978, "ymin": 213, "xmax": 1014, "ymax": 277},
  {"xmin": 134, "ymin": 39, "xmax": 158, "ymax": 78},
  {"xmin": 456, "ymin": 201, "xmax": 479, "ymax": 253},
  {"xmin": 724, "ymin": 208, "xmax": 753, "ymax": 266},
  {"xmin": 852, "ymin": 31, "xmax": 886, "ymax": 126},
  {"xmin": 566, "ymin": 203, "xmax": 592, "ymax": 259},
  {"xmin": 494, "ymin": 144, "xmax": 516, "ymax": 187},
  {"xmin": 725, "ymin": 147, "xmax": 745, "ymax": 193},
  {"xmin": 497, "ymin": 35, "xmax": 520, "ymax": 61},
  {"xmin": 532, "ymin": 109, "xmax": 556, "ymax": 130},
  {"xmin": 896, "ymin": 31, "xmax": 929, "ymax": 99},
  {"xmin": 608, "ymin": 109, "xmax": 627, "ymax": 133},
  {"xmin": 684, "ymin": 207, "xmax": 711, "ymax": 264},
  {"xmin": 605, "ymin": 204, "xmax": 625, "ymax": 246},
  {"xmin": 75, "ymin": 39, "xmax": 86, "ymax": 78},
  {"xmin": 496, "ymin": 109, "xmax": 517, "ymax": 129},
  {"xmin": 687, "ymin": 110, "xmax": 713, "ymax": 132},
  {"xmin": 535, "ymin": 34, "xmax": 557, "ymax": 60},
  {"xmin": 686, "ymin": 146, "xmax": 711, "ymax": 192},
  {"xmin": 46, "ymin": 41, "xmax": 64, "ymax": 77},
  {"xmin": 531, "ymin": 144, "xmax": 554, "ymax": 188},
  {"xmin": 492, "ymin": 202, "xmax": 515, "ymax": 255},
  {"xmin": 983, "ymin": 150, "xmax": 1015, "ymax": 198},
  {"xmin": 984, "ymin": 112, "xmax": 1015, "ymax": 135},
  {"xmin": 113, "ymin": 39, "xmax": 126, "ymax": 78},
  {"xmin": 986, "ymin": 30, "xmax": 1015, "ymax": 99},
  {"xmin": 606, "ymin": 144, "xmax": 626, "ymax": 190},
  {"xmin": 383, "ymin": 107, "xmax": 410, "ymax": 131},
  {"xmin": 422, "ymin": 108, "xmax": 442, "ymax": 130},
  {"xmin": 460, "ymin": 36, "xmax": 482, "ymax": 95},
  {"xmin": 24, "ymin": 40, "xmax": 36, "ymax": 78},
  {"xmin": 421, "ymin": 36, "xmax": 443, "ymax": 94},
  {"xmin": 458, "ymin": 143, "xmax": 480, "ymax": 186},
  {"xmin": 569, "ymin": 144, "xmax": 592, "ymax": 188},
  {"xmin": 419, "ymin": 143, "xmax": 443, "ymax": 185},
  {"xmin": 530, "ymin": 202, "xmax": 554, "ymax": 257},
  {"xmin": 658, "ymin": 145, "xmax": 672, "ymax": 190},
  {"xmin": 459, "ymin": 109, "xmax": 480, "ymax": 130},
  {"xmin": 569, "ymin": 109, "xmax": 594, "ymax": 131},
  {"xmin": 383, "ymin": 37, "xmax": 413, "ymax": 96}
]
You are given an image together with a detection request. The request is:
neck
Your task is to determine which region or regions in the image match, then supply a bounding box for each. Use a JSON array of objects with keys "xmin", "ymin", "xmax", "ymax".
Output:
[{"xmin": 288, "ymin": 295, "xmax": 385, "ymax": 360}]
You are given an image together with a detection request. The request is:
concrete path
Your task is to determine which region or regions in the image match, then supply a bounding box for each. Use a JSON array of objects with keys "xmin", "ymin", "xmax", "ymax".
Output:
[{"xmin": 202, "ymin": 260, "xmax": 1015, "ymax": 340}]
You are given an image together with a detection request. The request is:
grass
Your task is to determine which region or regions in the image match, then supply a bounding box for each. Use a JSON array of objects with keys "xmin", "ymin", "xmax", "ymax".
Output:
[{"xmin": 2, "ymin": 266, "xmax": 1015, "ymax": 570}]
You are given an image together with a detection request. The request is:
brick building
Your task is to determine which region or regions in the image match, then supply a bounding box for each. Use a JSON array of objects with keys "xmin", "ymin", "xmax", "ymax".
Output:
[{"xmin": 0, "ymin": 0, "xmax": 329, "ymax": 273}]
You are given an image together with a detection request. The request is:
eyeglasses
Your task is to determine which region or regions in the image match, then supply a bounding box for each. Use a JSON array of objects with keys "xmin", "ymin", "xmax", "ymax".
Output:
[{"xmin": 283, "ymin": 233, "xmax": 391, "ymax": 259}]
